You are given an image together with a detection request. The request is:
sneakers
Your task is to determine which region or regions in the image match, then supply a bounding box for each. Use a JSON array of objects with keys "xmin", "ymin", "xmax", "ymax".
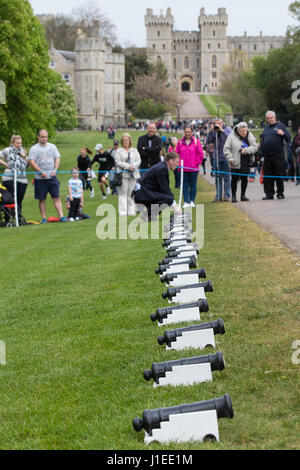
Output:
[
  {"xmin": 41, "ymin": 218, "xmax": 47, "ymax": 224},
  {"xmin": 277, "ymin": 194, "xmax": 285, "ymax": 200},
  {"xmin": 90, "ymin": 188, "xmax": 95, "ymax": 198},
  {"xmin": 102, "ymin": 194, "xmax": 107, "ymax": 200},
  {"xmin": 182, "ymin": 203, "xmax": 190, "ymax": 209},
  {"xmin": 106, "ymin": 185, "xmax": 111, "ymax": 195},
  {"xmin": 69, "ymin": 217, "xmax": 74, "ymax": 222},
  {"xmin": 189, "ymin": 201, "xmax": 196, "ymax": 208},
  {"xmin": 241, "ymin": 195, "xmax": 250, "ymax": 202},
  {"xmin": 232, "ymin": 196, "xmax": 238, "ymax": 203},
  {"xmin": 60, "ymin": 216, "xmax": 68, "ymax": 222}
]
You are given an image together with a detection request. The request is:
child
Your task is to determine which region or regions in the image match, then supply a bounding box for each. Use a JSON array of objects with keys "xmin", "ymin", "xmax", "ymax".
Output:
[{"xmin": 68, "ymin": 167, "xmax": 83, "ymax": 221}]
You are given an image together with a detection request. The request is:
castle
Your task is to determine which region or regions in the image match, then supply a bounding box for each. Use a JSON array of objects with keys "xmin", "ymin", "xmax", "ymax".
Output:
[
  {"xmin": 145, "ymin": 7, "xmax": 286, "ymax": 94},
  {"xmin": 49, "ymin": 30, "xmax": 125, "ymax": 130}
]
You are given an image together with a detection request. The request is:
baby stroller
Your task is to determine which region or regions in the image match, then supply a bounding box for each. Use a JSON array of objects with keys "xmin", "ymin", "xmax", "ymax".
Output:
[{"xmin": 0, "ymin": 183, "xmax": 26, "ymax": 227}]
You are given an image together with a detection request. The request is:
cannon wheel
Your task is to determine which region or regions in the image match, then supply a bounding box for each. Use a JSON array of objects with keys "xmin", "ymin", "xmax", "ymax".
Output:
[{"xmin": 203, "ymin": 434, "xmax": 217, "ymax": 442}]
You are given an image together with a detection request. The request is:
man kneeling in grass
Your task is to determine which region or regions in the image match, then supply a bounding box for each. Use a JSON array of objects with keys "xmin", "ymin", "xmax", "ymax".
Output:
[{"xmin": 133, "ymin": 152, "xmax": 182, "ymax": 222}]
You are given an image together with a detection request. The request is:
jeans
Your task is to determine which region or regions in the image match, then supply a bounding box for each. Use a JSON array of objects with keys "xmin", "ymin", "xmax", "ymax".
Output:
[
  {"xmin": 213, "ymin": 159, "xmax": 231, "ymax": 200},
  {"xmin": 183, "ymin": 171, "xmax": 199, "ymax": 204}
]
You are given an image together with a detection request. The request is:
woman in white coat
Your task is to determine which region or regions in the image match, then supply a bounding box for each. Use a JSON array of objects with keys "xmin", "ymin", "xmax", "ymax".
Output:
[{"xmin": 114, "ymin": 134, "xmax": 141, "ymax": 216}]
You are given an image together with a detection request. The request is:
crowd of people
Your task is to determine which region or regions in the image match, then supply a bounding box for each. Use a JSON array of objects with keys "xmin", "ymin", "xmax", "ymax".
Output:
[{"xmin": 0, "ymin": 111, "xmax": 299, "ymax": 226}]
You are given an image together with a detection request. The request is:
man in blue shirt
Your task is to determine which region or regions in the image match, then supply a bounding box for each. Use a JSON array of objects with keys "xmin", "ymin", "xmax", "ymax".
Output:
[{"xmin": 261, "ymin": 111, "xmax": 291, "ymax": 200}]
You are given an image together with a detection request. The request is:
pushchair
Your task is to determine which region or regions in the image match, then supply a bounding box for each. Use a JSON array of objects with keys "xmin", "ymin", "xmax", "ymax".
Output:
[{"xmin": 0, "ymin": 183, "xmax": 26, "ymax": 227}]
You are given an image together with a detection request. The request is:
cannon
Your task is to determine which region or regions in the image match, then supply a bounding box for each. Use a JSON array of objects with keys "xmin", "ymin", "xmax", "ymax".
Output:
[
  {"xmin": 162, "ymin": 280, "xmax": 213, "ymax": 304},
  {"xmin": 157, "ymin": 319, "xmax": 225, "ymax": 351},
  {"xmin": 155, "ymin": 257, "xmax": 197, "ymax": 275},
  {"xmin": 150, "ymin": 299, "xmax": 209, "ymax": 326},
  {"xmin": 143, "ymin": 352, "xmax": 225, "ymax": 387},
  {"xmin": 132, "ymin": 394, "xmax": 234, "ymax": 444},
  {"xmin": 160, "ymin": 269, "xmax": 206, "ymax": 287}
]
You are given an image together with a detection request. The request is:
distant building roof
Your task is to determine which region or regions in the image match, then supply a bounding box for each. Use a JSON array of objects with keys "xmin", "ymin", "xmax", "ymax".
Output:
[{"xmin": 57, "ymin": 50, "xmax": 76, "ymax": 62}]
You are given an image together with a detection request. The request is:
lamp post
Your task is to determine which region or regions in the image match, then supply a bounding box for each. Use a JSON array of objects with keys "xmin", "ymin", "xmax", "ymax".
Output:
[
  {"xmin": 216, "ymin": 103, "xmax": 220, "ymax": 118},
  {"xmin": 177, "ymin": 103, "xmax": 181, "ymax": 122}
]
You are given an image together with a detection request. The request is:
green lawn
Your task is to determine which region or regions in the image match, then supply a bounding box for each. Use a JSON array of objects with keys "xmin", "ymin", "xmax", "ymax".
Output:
[
  {"xmin": 0, "ymin": 130, "xmax": 299, "ymax": 450},
  {"xmin": 200, "ymin": 94, "xmax": 232, "ymax": 120}
]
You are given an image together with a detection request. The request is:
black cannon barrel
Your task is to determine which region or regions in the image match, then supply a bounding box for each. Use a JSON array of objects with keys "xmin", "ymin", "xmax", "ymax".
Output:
[
  {"xmin": 150, "ymin": 299, "xmax": 209, "ymax": 323},
  {"xmin": 159, "ymin": 255, "xmax": 198, "ymax": 266},
  {"xmin": 167, "ymin": 242, "xmax": 199, "ymax": 253},
  {"xmin": 155, "ymin": 257, "xmax": 197, "ymax": 275},
  {"xmin": 167, "ymin": 248, "xmax": 200, "ymax": 258},
  {"xmin": 157, "ymin": 319, "xmax": 225, "ymax": 347},
  {"xmin": 160, "ymin": 269, "xmax": 206, "ymax": 284},
  {"xmin": 162, "ymin": 238, "xmax": 192, "ymax": 248},
  {"xmin": 162, "ymin": 280, "xmax": 213, "ymax": 300},
  {"xmin": 143, "ymin": 352, "xmax": 225, "ymax": 383},
  {"xmin": 132, "ymin": 394, "xmax": 234, "ymax": 435}
]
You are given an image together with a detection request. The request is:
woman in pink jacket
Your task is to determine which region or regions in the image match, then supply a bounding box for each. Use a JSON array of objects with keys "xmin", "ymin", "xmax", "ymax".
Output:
[{"xmin": 175, "ymin": 126, "xmax": 204, "ymax": 208}]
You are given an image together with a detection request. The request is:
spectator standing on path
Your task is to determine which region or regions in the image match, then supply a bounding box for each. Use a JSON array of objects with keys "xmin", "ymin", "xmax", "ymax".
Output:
[
  {"xmin": 175, "ymin": 126, "xmax": 204, "ymax": 208},
  {"xmin": 261, "ymin": 111, "xmax": 291, "ymax": 200},
  {"xmin": 107, "ymin": 139, "xmax": 120, "ymax": 195},
  {"xmin": 291, "ymin": 126, "xmax": 300, "ymax": 186},
  {"xmin": 28, "ymin": 129, "xmax": 67, "ymax": 223},
  {"xmin": 206, "ymin": 119, "xmax": 231, "ymax": 203},
  {"xmin": 224, "ymin": 122, "xmax": 258, "ymax": 203},
  {"xmin": 0, "ymin": 135, "xmax": 28, "ymax": 221},
  {"xmin": 137, "ymin": 123, "xmax": 162, "ymax": 171}
]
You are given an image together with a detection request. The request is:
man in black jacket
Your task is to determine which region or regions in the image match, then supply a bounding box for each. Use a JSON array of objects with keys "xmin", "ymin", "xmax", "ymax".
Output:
[
  {"xmin": 261, "ymin": 111, "xmax": 291, "ymax": 200},
  {"xmin": 134, "ymin": 152, "xmax": 181, "ymax": 222},
  {"xmin": 137, "ymin": 123, "xmax": 162, "ymax": 170}
]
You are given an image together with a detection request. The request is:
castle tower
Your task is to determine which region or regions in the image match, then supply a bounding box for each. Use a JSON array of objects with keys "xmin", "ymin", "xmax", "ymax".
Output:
[
  {"xmin": 198, "ymin": 7, "xmax": 229, "ymax": 93},
  {"xmin": 75, "ymin": 33, "xmax": 106, "ymax": 129},
  {"xmin": 145, "ymin": 8, "xmax": 174, "ymax": 84}
]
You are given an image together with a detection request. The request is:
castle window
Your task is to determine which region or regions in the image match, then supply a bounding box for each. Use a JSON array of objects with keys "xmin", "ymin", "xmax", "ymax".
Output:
[
  {"xmin": 63, "ymin": 74, "xmax": 70, "ymax": 85},
  {"xmin": 153, "ymin": 44, "xmax": 155, "ymax": 50},
  {"xmin": 163, "ymin": 44, "xmax": 166, "ymax": 50},
  {"xmin": 212, "ymin": 72, "xmax": 217, "ymax": 78},
  {"xmin": 270, "ymin": 44, "xmax": 273, "ymax": 49},
  {"xmin": 213, "ymin": 30, "xmax": 216, "ymax": 37},
  {"xmin": 50, "ymin": 60, "xmax": 55, "ymax": 68},
  {"xmin": 254, "ymin": 44, "xmax": 257, "ymax": 51},
  {"xmin": 95, "ymin": 90, "xmax": 98, "ymax": 101},
  {"xmin": 158, "ymin": 31, "xmax": 160, "ymax": 37},
  {"xmin": 184, "ymin": 56, "xmax": 189, "ymax": 69},
  {"xmin": 239, "ymin": 44, "xmax": 242, "ymax": 50},
  {"xmin": 218, "ymin": 43, "xmax": 221, "ymax": 49},
  {"xmin": 173, "ymin": 58, "xmax": 177, "ymax": 69},
  {"xmin": 197, "ymin": 58, "xmax": 200, "ymax": 69},
  {"xmin": 156, "ymin": 56, "xmax": 162, "ymax": 63},
  {"xmin": 212, "ymin": 55, "xmax": 217, "ymax": 68},
  {"xmin": 185, "ymin": 44, "xmax": 188, "ymax": 51},
  {"xmin": 174, "ymin": 45, "xmax": 176, "ymax": 51},
  {"xmin": 208, "ymin": 43, "xmax": 211, "ymax": 49},
  {"xmin": 238, "ymin": 59, "xmax": 243, "ymax": 70}
]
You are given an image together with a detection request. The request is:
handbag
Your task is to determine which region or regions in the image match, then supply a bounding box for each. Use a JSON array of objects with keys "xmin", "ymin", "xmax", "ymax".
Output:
[{"xmin": 115, "ymin": 171, "xmax": 122, "ymax": 186}]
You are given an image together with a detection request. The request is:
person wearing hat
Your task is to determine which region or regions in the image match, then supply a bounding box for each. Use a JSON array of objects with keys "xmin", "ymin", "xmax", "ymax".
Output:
[{"xmin": 91, "ymin": 144, "xmax": 115, "ymax": 199}]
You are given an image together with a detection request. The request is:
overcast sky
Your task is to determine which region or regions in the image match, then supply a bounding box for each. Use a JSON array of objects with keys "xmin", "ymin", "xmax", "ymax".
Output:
[{"xmin": 29, "ymin": 0, "xmax": 296, "ymax": 47}]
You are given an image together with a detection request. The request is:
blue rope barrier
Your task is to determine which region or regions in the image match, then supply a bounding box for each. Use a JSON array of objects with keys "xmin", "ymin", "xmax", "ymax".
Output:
[{"xmin": 0, "ymin": 167, "xmax": 299, "ymax": 179}]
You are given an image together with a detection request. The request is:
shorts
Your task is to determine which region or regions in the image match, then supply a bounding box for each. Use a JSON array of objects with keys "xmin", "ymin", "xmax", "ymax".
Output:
[{"xmin": 34, "ymin": 177, "xmax": 60, "ymax": 200}]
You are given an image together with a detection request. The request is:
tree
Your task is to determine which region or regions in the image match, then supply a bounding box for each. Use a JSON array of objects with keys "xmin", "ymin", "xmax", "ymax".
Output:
[
  {"xmin": 287, "ymin": 1, "xmax": 300, "ymax": 42},
  {"xmin": 38, "ymin": 1, "xmax": 118, "ymax": 51},
  {"xmin": 0, "ymin": 0, "xmax": 55, "ymax": 146},
  {"xmin": 135, "ymin": 99, "xmax": 165, "ymax": 120},
  {"xmin": 129, "ymin": 62, "xmax": 179, "ymax": 116},
  {"xmin": 48, "ymin": 72, "xmax": 78, "ymax": 131}
]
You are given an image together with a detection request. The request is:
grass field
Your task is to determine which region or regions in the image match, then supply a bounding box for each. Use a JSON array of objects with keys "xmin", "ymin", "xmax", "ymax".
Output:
[
  {"xmin": 200, "ymin": 95, "xmax": 232, "ymax": 120},
  {"xmin": 0, "ymin": 130, "xmax": 299, "ymax": 450}
]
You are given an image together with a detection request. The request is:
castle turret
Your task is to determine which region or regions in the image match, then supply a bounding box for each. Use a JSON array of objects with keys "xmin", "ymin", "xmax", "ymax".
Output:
[
  {"xmin": 198, "ymin": 8, "xmax": 229, "ymax": 93},
  {"xmin": 145, "ymin": 8, "xmax": 174, "ymax": 83}
]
